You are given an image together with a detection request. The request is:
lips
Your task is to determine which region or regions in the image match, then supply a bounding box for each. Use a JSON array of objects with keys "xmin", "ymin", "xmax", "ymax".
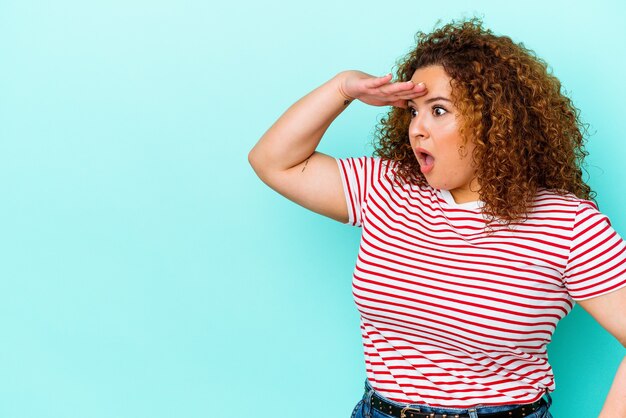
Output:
[{"xmin": 415, "ymin": 148, "xmax": 435, "ymax": 174}]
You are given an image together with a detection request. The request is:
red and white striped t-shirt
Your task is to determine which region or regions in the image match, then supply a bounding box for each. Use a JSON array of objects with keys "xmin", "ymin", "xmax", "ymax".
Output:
[{"xmin": 336, "ymin": 156, "xmax": 626, "ymax": 408}]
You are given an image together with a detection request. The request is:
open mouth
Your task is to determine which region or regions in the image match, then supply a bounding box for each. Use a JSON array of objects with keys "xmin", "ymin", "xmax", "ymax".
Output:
[{"xmin": 415, "ymin": 148, "xmax": 435, "ymax": 174}]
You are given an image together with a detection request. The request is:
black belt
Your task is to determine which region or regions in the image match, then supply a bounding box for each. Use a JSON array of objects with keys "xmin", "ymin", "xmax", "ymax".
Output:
[{"xmin": 370, "ymin": 391, "xmax": 545, "ymax": 418}]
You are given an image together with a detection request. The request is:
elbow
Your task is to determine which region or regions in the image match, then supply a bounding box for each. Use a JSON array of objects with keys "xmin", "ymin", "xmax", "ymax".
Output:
[
  {"xmin": 248, "ymin": 144, "xmax": 261, "ymax": 170},
  {"xmin": 247, "ymin": 146, "xmax": 267, "ymax": 179},
  {"xmin": 247, "ymin": 148, "xmax": 257, "ymax": 169}
]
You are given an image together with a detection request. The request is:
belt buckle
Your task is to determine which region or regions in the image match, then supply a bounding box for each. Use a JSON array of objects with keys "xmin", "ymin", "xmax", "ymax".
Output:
[{"xmin": 400, "ymin": 406, "xmax": 421, "ymax": 418}]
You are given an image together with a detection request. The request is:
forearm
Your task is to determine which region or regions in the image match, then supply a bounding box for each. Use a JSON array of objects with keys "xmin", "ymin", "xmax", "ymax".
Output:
[
  {"xmin": 248, "ymin": 71, "xmax": 352, "ymax": 174},
  {"xmin": 599, "ymin": 355, "xmax": 626, "ymax": 417}
]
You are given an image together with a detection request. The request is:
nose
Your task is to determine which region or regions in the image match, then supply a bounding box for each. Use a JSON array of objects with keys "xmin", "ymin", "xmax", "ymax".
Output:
[{"xmin": 408, "ymin": 109, "xmax": 429, "ymax": 143}]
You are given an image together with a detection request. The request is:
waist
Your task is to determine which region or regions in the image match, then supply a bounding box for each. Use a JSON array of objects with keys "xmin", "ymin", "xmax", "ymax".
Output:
[{"xmin": 363, "ymin": 379, "xmax": 552, "ymax": 418}]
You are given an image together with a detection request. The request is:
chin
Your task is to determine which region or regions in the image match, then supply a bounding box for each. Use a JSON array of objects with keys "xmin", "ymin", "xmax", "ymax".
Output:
[{"xmin": 423, "ymin": 177, "xmax": 444, "ymax": 190}]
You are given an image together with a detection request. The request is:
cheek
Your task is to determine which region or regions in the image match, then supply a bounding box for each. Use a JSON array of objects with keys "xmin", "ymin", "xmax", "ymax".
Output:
[
  {"xmin": 439, "ymin": 122, "xmax": 460, "ymax": 136},
  {"xmin": 435, "ymin": 125, "xmax": 463, "ymax": 148}
]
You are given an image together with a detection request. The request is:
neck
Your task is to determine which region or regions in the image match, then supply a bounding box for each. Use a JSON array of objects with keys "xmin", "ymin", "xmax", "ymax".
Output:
[
  {"xmin": 450, "ymin": 190, "xmax": 480, "ymax": 204},
  {"xmin": 450, "ymin": 179, "xmax": 480, "ymax": 203}
]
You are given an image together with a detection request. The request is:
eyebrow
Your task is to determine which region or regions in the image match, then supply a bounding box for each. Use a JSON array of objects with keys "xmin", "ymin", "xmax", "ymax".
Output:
[{"xmin": 408, "ymin": 96, "xmax": 452, "ymax": 105}]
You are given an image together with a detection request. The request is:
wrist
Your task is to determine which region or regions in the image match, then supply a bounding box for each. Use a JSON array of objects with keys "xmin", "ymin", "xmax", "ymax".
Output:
[{"xmin": 334, "ymin": 71, "xmax": 356, "ymax": 103}]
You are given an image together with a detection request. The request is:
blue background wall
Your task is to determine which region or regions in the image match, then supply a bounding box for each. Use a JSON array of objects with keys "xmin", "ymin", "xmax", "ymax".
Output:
[{"xmin": 1, "ymin": 0, "xmax": 624, "ymax": 417}]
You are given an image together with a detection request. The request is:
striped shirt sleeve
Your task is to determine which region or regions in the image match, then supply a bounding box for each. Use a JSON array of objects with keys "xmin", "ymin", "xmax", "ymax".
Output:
[
  {"xmin": 335, "ymin": 156, "xmax": 379, "ymax": 227},
  {"xmin": 563, "ymin": 201, "xmax": 626, "ymax": 301}
]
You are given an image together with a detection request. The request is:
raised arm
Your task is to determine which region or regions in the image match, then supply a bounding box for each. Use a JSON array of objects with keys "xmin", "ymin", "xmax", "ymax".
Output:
[{"xmin": 247, "ymin": 70, "xmax": 426, "ymax": 223}]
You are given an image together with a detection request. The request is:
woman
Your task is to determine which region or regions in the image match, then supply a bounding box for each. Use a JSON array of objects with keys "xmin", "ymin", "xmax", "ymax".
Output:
[{"xmin": 248, "ymin": 19, "xmax": 626, "ymax": 418}]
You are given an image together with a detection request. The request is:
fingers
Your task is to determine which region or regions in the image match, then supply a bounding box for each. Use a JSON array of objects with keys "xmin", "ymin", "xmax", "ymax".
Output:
[
  {"xmin": 378, "ymin": 84, "xmax": 427, "ymax": 105},
  {"xmin": 382, "ymin": 80, "xmax": 415, "ymax": 92},
  {"xmin": 363, "ymin": 73, "xmax": 427, "ymax": 96},
  {"xmin": 355, "ymin": 73, "xmax": 428, "ymax": 107},
  {"xmin": 390, "ymin": 83, "xmax": 429, "ymax": 108},
  {"xmin": 364, "ymin": 73, "xmax": 393, "ymax": 88},
  {"xmin": 396, "ymin": 83, "xmax": 428, "ymax": 99},
  {"xmin": 382, "ymin": 81, "xmax": 425, "ymax": 95}
]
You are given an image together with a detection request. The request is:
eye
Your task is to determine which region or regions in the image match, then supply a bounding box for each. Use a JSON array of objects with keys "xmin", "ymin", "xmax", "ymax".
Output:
[
  {"xmin": 408, "ymin": 107, "xmax": 417, "ymax": 118},
  {"xmin": 433, "ymin": 106, "xmax": 447, "ymax": 117}
]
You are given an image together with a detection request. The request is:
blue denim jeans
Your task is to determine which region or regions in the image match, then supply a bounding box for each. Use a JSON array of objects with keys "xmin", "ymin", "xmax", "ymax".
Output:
[{"xmin": 351, "ymin": 380, "xmax": 553, "ymax": 418}]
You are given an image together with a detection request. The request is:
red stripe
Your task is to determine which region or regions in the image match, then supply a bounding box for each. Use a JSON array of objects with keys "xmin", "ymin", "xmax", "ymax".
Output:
[
  {"xmin": 353, "ymin": 283, "xmax": 556, "ymax": 335},
  {"xmin": 566, "ymin": 235, "xmax": 625, "ymax": 274},
  {"xmin": 354, "ymin": 262, "xmax": 568, "ymax": 312},
  {"xmin": 364, "ymin": 207, "xmax": 567, "ymax": 269},
  {"xmin": 360, "ymin": 235, "xmax": 565, "ymax": 292},
  {"xmin": 369, "ymin": 193, "xmax": 569, "ymax": 258}
]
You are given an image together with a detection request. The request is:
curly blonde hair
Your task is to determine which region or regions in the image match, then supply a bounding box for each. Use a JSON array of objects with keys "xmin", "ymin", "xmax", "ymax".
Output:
[{"xmin": 374, "ymin": 18, "xmax": 594, "ymax": 223}]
